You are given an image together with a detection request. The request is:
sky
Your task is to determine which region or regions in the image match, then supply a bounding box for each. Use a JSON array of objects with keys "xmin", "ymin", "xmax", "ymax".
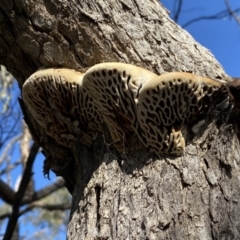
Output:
[
  {"xmin": 1, "ymin": 0, "xmax": 240, "ymax": 239},
  {"xmin": 162, "ymin": 0, "xmax": 240, "ymax": 77}
]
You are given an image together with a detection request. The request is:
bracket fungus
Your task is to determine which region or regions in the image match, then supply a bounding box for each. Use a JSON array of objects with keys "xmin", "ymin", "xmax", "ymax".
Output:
[
  {"xmin": 22, "ymin": 68, "xmax": 102, "ymax": 147},
  {"xmin": 22, "ymin": 64, "xmax": 233, "ymax": 157},
  {"xmin": 137, "ymin": 72, "xmax": 232, "ymax": 156},
  {"xmin": 82, "ymin": 62, "xmax": 157, "ymax": 150}
]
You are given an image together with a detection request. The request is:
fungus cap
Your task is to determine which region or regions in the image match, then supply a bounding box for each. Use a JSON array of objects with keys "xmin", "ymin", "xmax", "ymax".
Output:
[
  {"xmin": 82, "ymin": 62, "xmax": 158, "ymax": 150},
  {"xmin": 22, "ymin": 68, "xmax": 101, "ymax": 147},
  {"xmin": 137, "ymin": 72, "xmax": 230, "ymax": 155}
]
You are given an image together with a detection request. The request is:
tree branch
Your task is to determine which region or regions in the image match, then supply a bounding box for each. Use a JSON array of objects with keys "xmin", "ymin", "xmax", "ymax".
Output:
[
  {"xmin": 0, "ymin": 135, "xmax": 21, "ymax": 164},
  {"xmin": 224, "ymin": 0, "xmax": 240, "ymax": 25},
  {"xmin": 0, "ymin": 161, "xmax": 21, "ymax": 176},
  {"xmin": 182, "ymin": 7, "xmax": 240, "ymax": 28},
  {"xmin": 0, "ymin": 177, "xmax": 65, "ymax": 206},
  {"xmin": 0, "ymin": 212, "xmax": 11, "ymax": 221},
  {"xmin": 3, "ymin": 142, "xmax": 39, "ymax": 240},
  {"xmin": 0, "ymin": 179, "xmax": 15, "ymax": 205},
  {"xmin": 21, "ymin": 202, "xmax": 71, "ymax": 213},
  {"xmin": 173, "ymin": 0, "xmax": 183, "ymax": 23},
  {"xmin": 25, "ymin": 178, "xmax": 66, "ymax": 204},
  {"xmin": 0, "ymin": 202, "xmax": 71, "ymax": 220}
]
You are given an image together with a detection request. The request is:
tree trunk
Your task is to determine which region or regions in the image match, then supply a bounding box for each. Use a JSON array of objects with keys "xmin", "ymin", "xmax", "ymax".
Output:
[{"xmin": 1, "ymin": 0, "xmax": 240, "ymax": 239}]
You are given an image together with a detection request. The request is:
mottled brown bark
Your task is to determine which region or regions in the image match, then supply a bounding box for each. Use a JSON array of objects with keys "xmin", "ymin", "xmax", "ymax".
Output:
[{"xmin": 1, "ymin": 0, "xmax": 240, "ymax": 239}]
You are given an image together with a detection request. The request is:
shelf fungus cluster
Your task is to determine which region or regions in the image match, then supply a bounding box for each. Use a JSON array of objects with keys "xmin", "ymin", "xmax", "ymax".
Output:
[{"xmin": 22, "ymin": 63, "xmax": 233, "ymax": 156}]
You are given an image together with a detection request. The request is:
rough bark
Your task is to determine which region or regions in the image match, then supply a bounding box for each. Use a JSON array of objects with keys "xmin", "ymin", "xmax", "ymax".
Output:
[{"xmin": 1, "ymin": 0, "xmax": 240, "ymax": 239}]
